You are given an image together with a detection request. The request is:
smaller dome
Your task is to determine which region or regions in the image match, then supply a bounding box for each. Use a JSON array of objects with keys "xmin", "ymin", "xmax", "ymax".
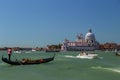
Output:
[{"xmin": 76, "ymin": 33, "xmax": 84, "ymax": 39}]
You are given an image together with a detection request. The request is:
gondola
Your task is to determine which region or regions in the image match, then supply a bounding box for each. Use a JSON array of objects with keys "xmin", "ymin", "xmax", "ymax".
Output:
[{"xmin": 2, "ymin": 54, "xmax": 55, "ymax": 65}]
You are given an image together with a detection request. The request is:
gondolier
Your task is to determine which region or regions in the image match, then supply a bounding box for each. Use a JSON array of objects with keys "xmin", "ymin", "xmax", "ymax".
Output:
[{"xmin": 7, "ymin": 48, "xmax": 12, "ymax": 61}]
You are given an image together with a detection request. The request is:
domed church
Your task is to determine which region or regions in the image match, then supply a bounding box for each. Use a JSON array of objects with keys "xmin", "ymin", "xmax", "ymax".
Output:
[{"xmin": 61, "ymin": 29, "xmax": 99, "ymax": 51}]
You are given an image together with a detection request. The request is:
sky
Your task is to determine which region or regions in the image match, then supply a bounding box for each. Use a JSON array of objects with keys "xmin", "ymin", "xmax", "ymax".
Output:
[{"xmin": 0, "ymin": 0, "xmax": 120, "ymax": 47}]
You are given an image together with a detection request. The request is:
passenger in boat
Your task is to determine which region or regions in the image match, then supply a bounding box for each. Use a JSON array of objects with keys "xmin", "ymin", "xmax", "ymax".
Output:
[
  {"xmin": 22, "ymin": 58, "xmax": 30, "ymax": 63},
  {"xmin": 22, "ymin": 58, "xmax": 29, "ymax": 63},
  {"xmin": 83, "ymin": 52, "xmax": 86, "ymax": 55},
  {"xmin": 7, "ymin": 48, "xmax": 12, "ymax": 61},
  {"xmin": 85, "ymin": 52, "xmax": 88, "ymax": 55},
  {"xmin": 40, "ymin": 59, "xmax": 44, "ymax": 62},
  {"xmin": 22, "ymin": 59, "xmax": 26, "ymax": 63},
  {"xmin": 80, "ymin": 52, "xmax": 83, "ymax": 56},
  {"xmin": 80, "ymin": 52, "xmax": 87, "ymax": 56}
]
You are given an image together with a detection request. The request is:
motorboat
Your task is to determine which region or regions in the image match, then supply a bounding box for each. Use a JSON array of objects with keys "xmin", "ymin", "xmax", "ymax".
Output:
[{"xmin": 76, "ymin": 52, "xmax": 98, "ymax": 59}]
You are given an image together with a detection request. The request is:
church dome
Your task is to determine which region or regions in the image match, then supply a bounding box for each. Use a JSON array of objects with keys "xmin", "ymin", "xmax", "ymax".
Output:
[{"xmin": 85, "ymin": 29, "xmax": 95, "ymax": 40}]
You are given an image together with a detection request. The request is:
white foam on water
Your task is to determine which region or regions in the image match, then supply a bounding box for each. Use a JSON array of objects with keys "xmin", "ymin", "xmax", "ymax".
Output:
[
  {"xmin": 0, "ymin": 62, "xmax": 7, "ymax": 66},
  {"xmin": 92, "ymin": 66, "xmax": 120, "ymax": 73},
  {"xmin": 64, "ymin": 55, "xmax": 93, "ymax": 59},
  {"xmin": 97, "ymin": 56, "xmax": 103, "ymax": 59},
  {"xmin": 64, "ymin": 55, "xmax": 76, "ymax": 58}
]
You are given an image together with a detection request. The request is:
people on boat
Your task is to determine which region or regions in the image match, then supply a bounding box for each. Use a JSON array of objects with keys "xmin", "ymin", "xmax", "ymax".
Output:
[
  {"xmin": 22, "ymin": 59, "xmax": 27, "ymax": 63},
  {"xmin": 80, "ymin": 52, "xmax": 88, "ymax": 56},
  {"xmin": 40, "ymin": 59, "xmax": 44, "ymax": 62},
  {"xmin": 80, "ymin": 52, "xmax": 83, "ymax": 56},
  {"xmin": 7, "ymin": 48, "xmax": 12, "ymax": 61},
  {"xmin": 22, "ymin": 58, "xmax": 31, "ymax": 63}
]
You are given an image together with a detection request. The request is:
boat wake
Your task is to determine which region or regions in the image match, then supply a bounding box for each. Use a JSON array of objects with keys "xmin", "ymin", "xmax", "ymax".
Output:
[
  {"xmin": 95, "ymin": 56, "xmax": 103, "ymax": 59},
  {"xmin": 0, "ymin": 62, "xmax": 7, "ymax": 66},
  {"xmin": 64, "ymin": 55, "xmax": 76, "ymax": 58},
  {"xmin": 64, "ymin": 55, "xmax": 94, "ymax": 59},
  {"xmin": 92, "ymin": 66, "xmax": 120, "ymax": 73}
]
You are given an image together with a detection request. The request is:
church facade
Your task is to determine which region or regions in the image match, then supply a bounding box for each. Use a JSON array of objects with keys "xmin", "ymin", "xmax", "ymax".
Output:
[{"xmin": 61, "ymin": 29, "xmax": 99, "ymax": 51}]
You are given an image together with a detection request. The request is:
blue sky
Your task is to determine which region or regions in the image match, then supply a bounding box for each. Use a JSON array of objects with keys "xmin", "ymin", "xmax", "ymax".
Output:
[{"xmin": 0, "ymin": 0, "xmax": 120, "ymax": 47}]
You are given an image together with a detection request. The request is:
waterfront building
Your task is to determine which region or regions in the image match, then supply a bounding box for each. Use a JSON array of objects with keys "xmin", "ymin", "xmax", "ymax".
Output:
[{"xmin": 61, "ymin": 29, "xmax": 99, "ymax": 51}]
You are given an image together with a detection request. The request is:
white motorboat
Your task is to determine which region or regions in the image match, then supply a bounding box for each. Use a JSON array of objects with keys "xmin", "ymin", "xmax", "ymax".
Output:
[
  {"xmin": 65, "ymin": 52, "xmax": 98, "ymax": 59},
  {"xmin": 32, "ymin": 49, "xmax": 36, "ymax": 52},
  {"xmin": 76, "ymin": 52, "xmax": 98, "ymax": 59}
]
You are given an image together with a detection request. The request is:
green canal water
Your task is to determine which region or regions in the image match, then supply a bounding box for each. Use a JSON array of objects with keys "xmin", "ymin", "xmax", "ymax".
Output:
[{"xmin": 0, "ymin": 51, "xmax": 120, "ymax": 80}]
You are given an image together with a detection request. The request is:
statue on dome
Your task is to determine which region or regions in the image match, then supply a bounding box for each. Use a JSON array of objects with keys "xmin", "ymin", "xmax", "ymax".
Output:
[{"xmin": 88, "ymin": 28, "xmax": 92, "ymax": 33}]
